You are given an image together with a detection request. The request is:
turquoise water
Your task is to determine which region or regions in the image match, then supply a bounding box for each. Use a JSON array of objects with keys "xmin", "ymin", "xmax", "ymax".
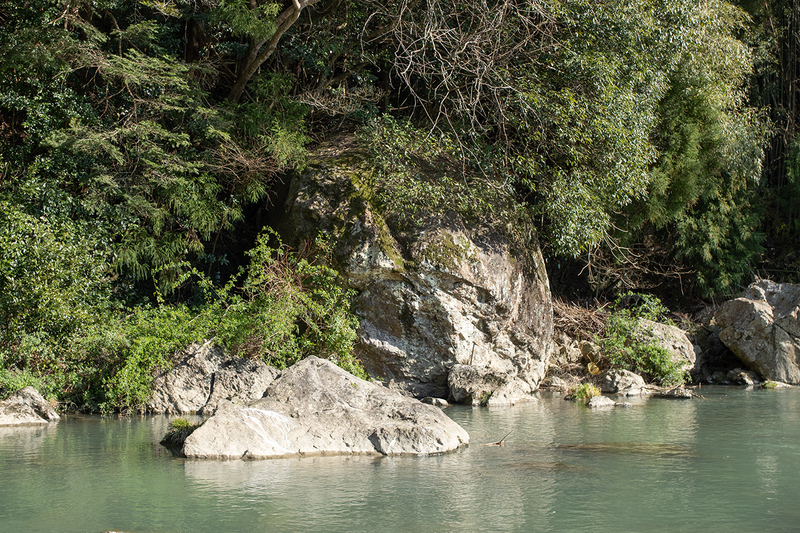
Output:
[{"xmin": 1, "ymin": 386, "xmax": 799, "ymax": 532}]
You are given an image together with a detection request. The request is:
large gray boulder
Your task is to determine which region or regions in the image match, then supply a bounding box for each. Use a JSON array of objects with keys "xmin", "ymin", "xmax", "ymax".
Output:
[
  {"xmin": 0, "ymin": 387, "xmax": 59, "ymax": 426},
  {"xmin": 715, "ymin": 280, "xmax": 800, "ymax": 384},
  {"xmin": 447, "ymin": 364, "xmax": 536, "ymax": 406},
  {"xmin": 280, "ymin": 142, "xmax": 553, "ymax": 399},
  {"xmin": 600, "ymin": 369, "xmax": 648, "ymax": 396},
  {"xmin": 182, "ymin": 356, "xmax": 470, "ymax": 459},
  {"xmin": 148, "ymin": 342, "xmax": 279, "ymax": 414}
]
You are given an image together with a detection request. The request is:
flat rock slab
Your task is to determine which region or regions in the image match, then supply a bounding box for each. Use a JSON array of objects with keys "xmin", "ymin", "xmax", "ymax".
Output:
[
  {"xmin": 0, "ymin": 387, "xmax": 59, "ymax": 426},
  {"xmin": 182, "ymin": 357, "xmax": 470, "ymax": 459}
]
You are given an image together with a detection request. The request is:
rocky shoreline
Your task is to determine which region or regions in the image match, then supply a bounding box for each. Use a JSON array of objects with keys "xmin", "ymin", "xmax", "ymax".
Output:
[{"xmin": 3, "ymin": 279, "xmax": 799, "ymax": 459}]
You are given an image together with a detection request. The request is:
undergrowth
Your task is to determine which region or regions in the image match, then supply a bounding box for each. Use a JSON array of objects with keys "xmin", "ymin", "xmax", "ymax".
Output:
[{"xmin": 598, "ymin": 293, "xmax": 687, "ymax": 386}]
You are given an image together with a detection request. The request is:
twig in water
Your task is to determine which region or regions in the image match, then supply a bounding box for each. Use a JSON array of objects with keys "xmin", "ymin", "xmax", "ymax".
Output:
[{"xmin": 484, "ymin": 430, "xmax": 512, "ymax": 446}]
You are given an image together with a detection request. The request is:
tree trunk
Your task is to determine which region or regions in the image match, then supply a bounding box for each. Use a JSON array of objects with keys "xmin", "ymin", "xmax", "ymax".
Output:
[{"xmin": 227, "ymin": 0, "xmax": 322, "ymax": 103}]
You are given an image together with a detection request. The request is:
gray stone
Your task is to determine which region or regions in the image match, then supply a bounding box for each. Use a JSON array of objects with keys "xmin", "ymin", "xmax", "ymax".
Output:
[
  {"xmin": 726, "ymin": 368, "xmax": 759, "ymax": 387},
  {"xmin": 634, "ymin": 319, "xmax": 697, "ymax": 374},
  {"xmin": 182, "ymin": 357, "xmax": 470, "ymax": 459},
  {"xmin": 148, "ymin": 341, "xmax": 278, "ymax": 414},
  {"xmin": 0, "ymin": 387, "xmax": 59, "ymax": 426},
  {"xmin": 447, "ymin": 364, "xmax": 537, "ymax": 406},
  {"xmin": 654, "ymin": 388, "xmax": 693, "ymax": 399},
  {"xmin": 600, "ymin": 369, "xmax": 648, "ymax": 396},
  {"xmin": 201, "ymin": 358, "xmax": 280, "ymax": 415},
  {"xmin": 280, "ymin": 142, "xmax": 553, "ymax": 399},
  {"xmin": 715, "ymin": 280, "xmax": 800, "ymax": 384},
  {"xmin": 422, "ymin": 397, "xmax": 450, "ymax": 407},
  {"xmin": 586, "ymin": 395, "xmax": 616, "ymax": 408}
]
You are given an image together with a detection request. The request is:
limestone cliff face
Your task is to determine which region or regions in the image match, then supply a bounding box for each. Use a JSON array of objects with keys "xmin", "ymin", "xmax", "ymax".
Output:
[{"xmin": 280, "ymin": 142, "xmax": 553, "ymax": 398}]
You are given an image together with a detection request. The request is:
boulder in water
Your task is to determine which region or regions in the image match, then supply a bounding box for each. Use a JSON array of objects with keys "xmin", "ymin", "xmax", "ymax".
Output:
[
  {"xmin": 447, "ymin": 364, "xmax": 536, "ymax": 406},
  {"xmin": 182, "ymin": 356, "xmax": 470, "ymax": 459},
  {"xmin": 600, "ymin": 369, "xmax": 648, "ymax": 396}
]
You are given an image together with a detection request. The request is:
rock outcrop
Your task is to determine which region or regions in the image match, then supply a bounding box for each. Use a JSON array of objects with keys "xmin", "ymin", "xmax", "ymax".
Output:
[
  {"xmin": 634, "ymin": 319, "xmax": 698, "ymax": 374},
  {"xmin": 714, "ymin": 280, "xmax": 800, "ymax": 384},
  {"xmin": 280, "ymin": 141, "xmax": 553, "ymax": 398},
  {"xmin": 447, "ymin": 364, "xmax": 536, "ymax": 406},
  {"xmin": 0, "ymin": 387, "xmax": 59, "ymax": 426},
  {"xmin": 182, "ymin": 356, "xmax": 470, "ymax": 459},
  {"xmin": 148, "ymin": 342, "xmax": 279, "ymax": 414}
]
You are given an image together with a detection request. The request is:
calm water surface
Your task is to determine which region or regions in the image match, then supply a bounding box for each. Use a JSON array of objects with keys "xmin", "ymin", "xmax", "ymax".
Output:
[{"xmin": 2, "ymin": 386, "xmax": 799, "ymax": 533}]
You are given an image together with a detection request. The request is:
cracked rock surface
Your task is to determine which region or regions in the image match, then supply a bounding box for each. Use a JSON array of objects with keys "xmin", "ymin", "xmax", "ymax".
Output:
[
  {"xmin": 280, "ymin": 141, "xmax": 553, "ymax": 399},
  {"xmin": 715, "ymin": 280, "xmax": 800, "ymax": 384},
  {"xmin": 182, "ymin": 356, "xmax": 469, "ymax": 459},
  {"xmin": 148, "ymin": 342, "xmax": 279, "ymax": 414}
]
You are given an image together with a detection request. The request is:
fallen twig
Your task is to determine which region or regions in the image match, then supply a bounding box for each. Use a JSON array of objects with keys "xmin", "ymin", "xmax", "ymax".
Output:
[{"xmin": 484, "ymin": 430, "xmax": 512, "ymax": 446}]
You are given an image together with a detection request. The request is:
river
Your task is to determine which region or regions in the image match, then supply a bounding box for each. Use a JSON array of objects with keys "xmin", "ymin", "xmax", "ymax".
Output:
[{"xmin": 1, "ymin": 386, "xmax": 799, "ymax": 532}]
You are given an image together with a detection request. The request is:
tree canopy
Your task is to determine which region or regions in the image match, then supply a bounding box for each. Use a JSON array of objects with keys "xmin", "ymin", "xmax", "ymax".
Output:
[{"xmin": 0, "ymin": 0, "xmax": 796, "ymax": 408}]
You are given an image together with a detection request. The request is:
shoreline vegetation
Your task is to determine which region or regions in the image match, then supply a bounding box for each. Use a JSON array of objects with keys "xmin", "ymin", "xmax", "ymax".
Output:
[{"xmin": 3, "ymin": 0, "xmax": 800, "ymax": 413}]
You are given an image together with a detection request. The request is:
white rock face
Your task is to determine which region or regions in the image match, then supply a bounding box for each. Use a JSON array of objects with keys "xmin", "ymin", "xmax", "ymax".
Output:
[
  {"xmin": 281, "ymin": 145, "xmax": 553, "ymax": 398},
  {"xmin": 148, "ymin": 342, "xmax": 279, "ymax": 414},
  {"xmin": 0, "ymin": 387, "xmax": 59, "ymax": 426},
  {"xmin": 715, "ymin": 280, "xmax": 800, "ymax": 384},
  {"xmin": 182, "ymin": 357, "xmax": 470, "ymax": 459}
]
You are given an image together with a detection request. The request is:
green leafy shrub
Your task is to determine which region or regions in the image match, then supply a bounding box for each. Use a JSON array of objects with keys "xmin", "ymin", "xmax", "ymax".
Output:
[
  {"xmin": 93, "ymin": 230, "xmax": 365, "ymax": 413},
  {"xmin": 358, "ymin": 116, "xmax": 536, "ymax": 252},
  {"xmin": 571, "ymin": 382, "xmax": 601, "ymax": 402},
  {"xmin": 598, "ymin": 293, "xmax": 687, "ymax": 386}
]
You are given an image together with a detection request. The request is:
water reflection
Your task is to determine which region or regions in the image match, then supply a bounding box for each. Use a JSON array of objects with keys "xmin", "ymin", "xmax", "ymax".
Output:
[{"xmin": 1, "ymin": 387, "xmax": 800, "ymax": 532}]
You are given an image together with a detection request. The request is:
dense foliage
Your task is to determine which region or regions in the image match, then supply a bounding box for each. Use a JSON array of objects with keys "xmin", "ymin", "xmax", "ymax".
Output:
[
  {"xmin": 1, "ymin": 0, "xmax": 798, "ymax": 409},
  {"xmin": 599, "ymin": 293, "xmax": 688, "ymax": 385}
]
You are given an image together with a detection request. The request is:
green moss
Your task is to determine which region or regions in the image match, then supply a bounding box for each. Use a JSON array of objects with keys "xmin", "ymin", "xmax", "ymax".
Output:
[
  {"xmin": 346, "ymin": 166, "xmax": 406, "ymax": 269},
  {"xmin": 479, "ymin": 390, "xmax": 493, "ymax": 406},
  {"xmin": 418, "ymin": 232, "xmax": 476, "ymax": 271},
  {"xmin": 160, "ymin": 418, "xmax": 202, "ymax": 450},
  {"xmin": 761, "ymin": 381, "xmax": 778, "ymax": 389}
]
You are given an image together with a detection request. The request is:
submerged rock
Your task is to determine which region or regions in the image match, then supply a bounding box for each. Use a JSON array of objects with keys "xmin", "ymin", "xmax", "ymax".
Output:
[
  {"xmin": 182, "ymin": 356, "xmax": 470, "ymax": 459},
  {"xmin": 447, "ymin": 364, "xmax": 537, "ymax": 406},
  {"xmin": 653, "ymin": 388, "xmax": 693, "ymax": 399},
  {"xmin": 280, "ymin": 141, "xmax": 553, "ymax": 399},
  {"xmin": 715, "ymin": 280, "xmax": 800, "ymax": 384},
  {"xmin": 761, "ymin": 380, "xmax": 792, "ymax": 389},
  {"xmin": 0, "ymin": 387, "xmax": 59, "ymax": 426},
  {"xmin": 148, "ymin": 341, "xmax": 279, "ymax": 414},
  {"xmin": 559, "ymin": 442, "xmax": 696, "ymax": 456}
]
